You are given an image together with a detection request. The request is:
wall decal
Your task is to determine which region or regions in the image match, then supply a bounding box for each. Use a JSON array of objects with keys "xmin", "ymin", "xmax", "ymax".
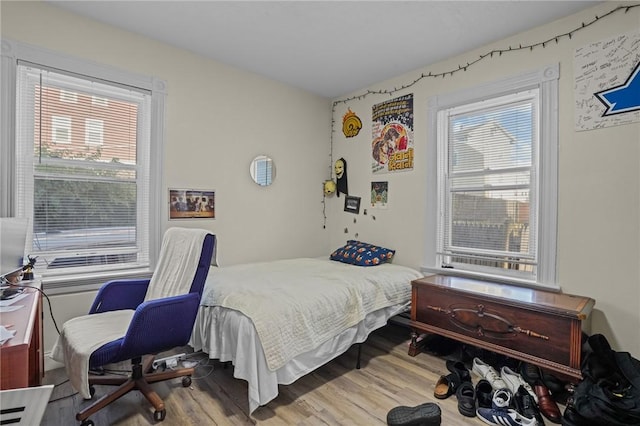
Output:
[
  {"xmin": 574, "ymin": 29, "xmax": 640, "ymax": 131},
  {"xmin": 342, "ymin": 108, "xmax": 362, "ymax": 137},
  {"xmin": 371, "ymin": 94, "xmax": 414, "ymax": 174}
]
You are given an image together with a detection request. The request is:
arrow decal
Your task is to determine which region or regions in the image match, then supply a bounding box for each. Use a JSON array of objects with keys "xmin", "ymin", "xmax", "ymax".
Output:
[{"xmin": 594, "ymin": 61, "xmax": 640, "ymax": 116}]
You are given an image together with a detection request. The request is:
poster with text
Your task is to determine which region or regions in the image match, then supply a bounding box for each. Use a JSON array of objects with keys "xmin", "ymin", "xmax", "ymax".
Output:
[
  {"xmin": 372, "ymin": 94, "xmax": 414, "ymax": 174},
  {"xmin": 574, "ymin": 29, "xmax": 640, "ymax": 131}
]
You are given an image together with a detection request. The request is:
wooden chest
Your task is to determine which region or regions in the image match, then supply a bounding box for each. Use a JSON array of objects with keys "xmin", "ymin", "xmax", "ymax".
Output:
[{"xmin": 409, "ymin": 275, "xmax": 595, "ymax": 380}]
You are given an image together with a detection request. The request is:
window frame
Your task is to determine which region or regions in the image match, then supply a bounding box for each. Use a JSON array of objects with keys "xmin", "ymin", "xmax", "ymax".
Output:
[
  {"xmin": 1, "ymin": 39, "xmax": 165, "ymax": 293},
  {"xmin": 424, "ymin": 64, "xmax": 559, "ymax": 289}
]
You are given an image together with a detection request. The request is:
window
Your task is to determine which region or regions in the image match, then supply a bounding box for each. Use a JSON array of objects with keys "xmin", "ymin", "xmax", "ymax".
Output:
[
  {"xmin": 85, "ymin": 119, "xmax": 104, "ymax": 145},
  {"xmin": 59, "ymin": 89, "xmax": 77, "ymax": 103},
  {"xmin": 51, "ymin": 116, "xmax": 71, "ymax": 143},
  {"xmin": 91, "ymin": 96, "xmax": 109, "ymax": 107},
  {"xmin": 426, "ymin": 65, "xmax": 558, "ymax": 288},
  {"xmin": 1, "ymin": 40, "xmax": 165, "ymax": 291}
]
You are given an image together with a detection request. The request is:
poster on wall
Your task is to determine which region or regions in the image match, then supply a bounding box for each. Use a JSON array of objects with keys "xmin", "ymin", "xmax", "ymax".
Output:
[
  {"xmin": 370, "ymin": 181, "xmax": 388, "ymax": 209},
  {"xmin": 574, "ymin": 29, "xmax": 640, "ymax": 131},
  {"xmin": 169, "ymin": 189, "xmax": 215, "ymax": 219},
  {"xmin": 371, "ymin": 94, "xmax": 414, "ymax": 174}
]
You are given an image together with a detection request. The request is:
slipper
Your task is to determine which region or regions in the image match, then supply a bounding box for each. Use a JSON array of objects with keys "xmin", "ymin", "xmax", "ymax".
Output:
[
  {"xmin": 434, "ymin": 373, "xmax": 459, "ymax": 399},
  {"xmin": 456, "ymin": 381, "xmax": 476, "ymax": 417}
]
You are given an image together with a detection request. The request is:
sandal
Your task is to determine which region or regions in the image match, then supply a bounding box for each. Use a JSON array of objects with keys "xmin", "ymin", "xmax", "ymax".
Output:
[
  {"xmin": 456, "ymin": 381, "xmax": 476, "ymax": 417},
  {"xmin": 434, "ymin": 373, "xmax": 460, "ymax": 399}
]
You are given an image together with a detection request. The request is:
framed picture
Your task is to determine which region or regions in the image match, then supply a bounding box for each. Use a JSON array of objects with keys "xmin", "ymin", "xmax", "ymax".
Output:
[
  {"xmin": 344, "ymin": 195, "xmax": 361, "ymax": 214},
  {"xmin": 169, "ymin": 189, "xmax": 215, "ymax": 219}
]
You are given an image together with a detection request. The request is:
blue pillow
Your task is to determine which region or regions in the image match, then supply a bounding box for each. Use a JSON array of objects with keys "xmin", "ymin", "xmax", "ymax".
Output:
[{"xmin": 330, "ymin": 240, "xmax": 395, "ymax": 266}]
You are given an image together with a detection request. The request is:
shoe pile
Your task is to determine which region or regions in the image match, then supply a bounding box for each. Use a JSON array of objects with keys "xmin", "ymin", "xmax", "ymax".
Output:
[
  {"xmin": 433, "ymin": 360, "xmax": 478, "ymax": 418},
  {"xmin": 477, "ymin": 388, "xmax": 538, "ymax": 426},
  {"xmin": 472, "ymin": 357, "xmax": 553, "ymax": 425}
]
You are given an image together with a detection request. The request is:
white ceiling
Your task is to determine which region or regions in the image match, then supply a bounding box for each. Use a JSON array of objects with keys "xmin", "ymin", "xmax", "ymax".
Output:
[{"xmin": 47, "ymin": 1, "xmax": 600, "ymax": 98}]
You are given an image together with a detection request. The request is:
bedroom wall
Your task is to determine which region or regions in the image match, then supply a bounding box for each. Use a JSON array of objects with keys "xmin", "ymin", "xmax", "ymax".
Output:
[
  {"xmin": 1, "ymin": 1, "xmax": 332, "ymax": 355},
  {"xmin": 326, "ymin": 2, "xmax": 640, "ymax": 357}
]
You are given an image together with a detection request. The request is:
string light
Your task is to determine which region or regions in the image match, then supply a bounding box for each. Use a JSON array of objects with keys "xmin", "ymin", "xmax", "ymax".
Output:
[{"xmin": 322, "ymin": 3, "xmax": 638, "ymax": 229}]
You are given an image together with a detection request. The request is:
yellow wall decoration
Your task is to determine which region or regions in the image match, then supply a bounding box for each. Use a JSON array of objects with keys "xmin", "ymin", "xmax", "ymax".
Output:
[{"xmin": 342, "ymin": 108, "xmax": 362, "ymax": 138}]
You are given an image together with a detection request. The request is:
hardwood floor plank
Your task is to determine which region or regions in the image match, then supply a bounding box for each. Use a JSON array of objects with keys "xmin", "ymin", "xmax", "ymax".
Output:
[{"xmin": 40, "ymin": 324, "xmax": 504, "ymax": 425}]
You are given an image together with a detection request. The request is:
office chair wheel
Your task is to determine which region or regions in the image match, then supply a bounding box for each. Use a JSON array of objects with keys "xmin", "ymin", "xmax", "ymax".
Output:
[
  {"xmin": 182, "ymin": 376, "xmax": 192, "ymax": 387},
  {"xmin": 80, "ymin": 419, "xmax": 94, "ymax": 426},
  {"xmin": 89, "ymin": 385, "xmax": 96, "ymax": 397},
  {"xmin": 154, "ymin": 409, "xmax": 166, "ymax": 422}
]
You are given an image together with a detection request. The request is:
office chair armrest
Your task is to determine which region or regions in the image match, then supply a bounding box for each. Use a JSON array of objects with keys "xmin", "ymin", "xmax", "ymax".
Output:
[
  {"xmin": 89, "ymin": 279, "xmax": 151, "ymax": 314},
  {"xmin": 118, "ymin": 293, "xmax": 201, "ymax": 358}
]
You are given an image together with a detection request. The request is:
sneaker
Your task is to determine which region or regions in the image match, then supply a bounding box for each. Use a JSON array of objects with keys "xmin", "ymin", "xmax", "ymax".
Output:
[
  {"xmin": 473, "ymin": 357, "xmax": 508, "ymax": 391},
  {"xmin": 514, "ymin": 385, "xmax": 545, "ymax": 425},
  {"xmin": 501, "ymin": 366, "xmax": 538, "ymax": 403},
  {"xmin": 477, "ymin": 407, "xmax": 537, "ymax": 426}
]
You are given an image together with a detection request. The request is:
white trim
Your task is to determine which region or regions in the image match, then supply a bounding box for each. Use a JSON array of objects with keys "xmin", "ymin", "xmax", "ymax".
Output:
[
  {"xmin": 425, "ymin": 64, "xmax": 559, "ymax": 289},
  {"xmin": 1, "ymin": 38, "xmax": 165, "ymax": 286}
]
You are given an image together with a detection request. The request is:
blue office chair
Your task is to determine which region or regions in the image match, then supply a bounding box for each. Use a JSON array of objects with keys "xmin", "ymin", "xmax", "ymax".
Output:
[{"xmin": 70, "ymin": 229, "xmax": 215, "ymax": 426}]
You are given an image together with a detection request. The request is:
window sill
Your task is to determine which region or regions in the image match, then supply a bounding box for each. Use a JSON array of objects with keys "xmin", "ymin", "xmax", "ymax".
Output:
[
  {"xmin": 41, "ymin": 267, "xmax": 153, "ymax": 295},
  {"xmin": 419, "ymin": 266, "xmax": 561, "ymax": 293}
]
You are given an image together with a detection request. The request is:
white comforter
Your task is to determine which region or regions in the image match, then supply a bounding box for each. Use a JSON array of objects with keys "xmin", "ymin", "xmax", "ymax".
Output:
[{"xmin": 198, "ymin": 258, "xmax": 422, "ymax": 371}]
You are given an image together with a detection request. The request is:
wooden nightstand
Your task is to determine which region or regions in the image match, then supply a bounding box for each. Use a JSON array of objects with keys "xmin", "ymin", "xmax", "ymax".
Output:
[{"xmin": 409, "ymin": 275, "xmax": 595, "ymax": 380}]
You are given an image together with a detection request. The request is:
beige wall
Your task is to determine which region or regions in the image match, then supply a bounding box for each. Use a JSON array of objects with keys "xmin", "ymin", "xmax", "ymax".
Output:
[
  {"xmin": 327, "ymin": 2, "xmax": 640, "ymax": 356},
  {"xmin": 3, "ymin": 1, "xmax": 640, "ymax": 360},
  {"xmin": 1, "ymin": 1, "xmax": 332, "ymax": 355}
]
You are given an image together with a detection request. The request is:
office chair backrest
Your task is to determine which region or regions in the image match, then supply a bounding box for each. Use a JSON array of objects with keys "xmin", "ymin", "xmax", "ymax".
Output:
[{"xmin": 190, "ymin": 233, "xmax": 215, "ymax": 297}]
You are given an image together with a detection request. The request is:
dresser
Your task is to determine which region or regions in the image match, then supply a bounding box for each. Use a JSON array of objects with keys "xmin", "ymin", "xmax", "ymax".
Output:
[
  {"xmin": 409, "ymin": 275, "xmax": 595, "ymax": 380},
  {"xmin": 0, "ymin": 281, "xmax": 44, "ymax": 389}
]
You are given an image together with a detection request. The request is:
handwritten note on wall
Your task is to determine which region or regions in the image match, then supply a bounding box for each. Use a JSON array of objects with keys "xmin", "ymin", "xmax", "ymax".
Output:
[{"xmin": 574, "ymin": 30, "xmax": 640, "ymax": 131}]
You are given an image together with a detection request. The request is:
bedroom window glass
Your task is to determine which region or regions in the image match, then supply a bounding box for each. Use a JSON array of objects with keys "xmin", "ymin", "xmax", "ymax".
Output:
[
  {"xmin": 427, "ymin": 65, "xmax": 558, "ymax": 288},
  {"xmin": 1, "ymin": 41, "xmax": 165, "ymax": 291},
  {"xmin": 15, "ymin": 63, "xmax": 152, "ymax": 279}
]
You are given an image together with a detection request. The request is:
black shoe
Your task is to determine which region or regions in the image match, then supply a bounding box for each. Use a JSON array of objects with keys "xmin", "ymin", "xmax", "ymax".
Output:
[
  {"xmin": 456, "ymin": 381, "xmax": 476, "ymax": 417},
  {"xmin": 519, "ymin": 362, "xmax": 542, "ymax": 387},
  {"xmin": 515, "ymin": 385, "xmax": 545, "ymax": 425},
  {"xmin": 475, "ymin": 379, "xmax": 494, "ymax": 408},
  {"xmin": 386, "ymin": 402, "xmax": 441, "ymax": 426},
  {"xmin": 446, "ymin": 360, "xmax": 471, "ymax": 383}
]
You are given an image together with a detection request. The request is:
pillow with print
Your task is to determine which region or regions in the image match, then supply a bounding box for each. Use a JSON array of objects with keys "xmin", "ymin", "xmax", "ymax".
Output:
[{"xmin": 330, "ymin": 240, "xmax": 395, "ymax": 266}]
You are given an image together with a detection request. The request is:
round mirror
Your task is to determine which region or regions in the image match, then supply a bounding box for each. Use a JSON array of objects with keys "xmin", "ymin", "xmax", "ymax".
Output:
[{"xmin": 250, "ymin": 155, "xmax": 275, "ymax": 186}]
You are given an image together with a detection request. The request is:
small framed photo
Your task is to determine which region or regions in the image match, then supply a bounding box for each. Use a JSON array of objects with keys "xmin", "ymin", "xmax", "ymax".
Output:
[
  {"xmin": 344, "ymin": 195, "xmax": 361, "ymax": 214},
  {"xmin": 169, "ymin": 189, "xmax": 215, "ymax": 219}
]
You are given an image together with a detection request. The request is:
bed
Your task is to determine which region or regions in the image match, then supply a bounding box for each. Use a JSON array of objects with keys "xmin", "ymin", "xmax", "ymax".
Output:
[{"xmin": 189, "ymin": 252, "xmax": 423, "ymax": 414}]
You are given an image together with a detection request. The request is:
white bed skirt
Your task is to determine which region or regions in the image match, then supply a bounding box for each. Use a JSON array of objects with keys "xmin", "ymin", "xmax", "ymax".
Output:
[{"xmin": 190, "ymin": 302, "xmax": 408, "ymax": 413}]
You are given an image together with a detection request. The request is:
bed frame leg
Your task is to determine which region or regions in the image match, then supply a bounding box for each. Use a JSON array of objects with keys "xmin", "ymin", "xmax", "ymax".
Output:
[{"xmin": 356, "ymin": 343, "xmax": 362, "ymax": 369}]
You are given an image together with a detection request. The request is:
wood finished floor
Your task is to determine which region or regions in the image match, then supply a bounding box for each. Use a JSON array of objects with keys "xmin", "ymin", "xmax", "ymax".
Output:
[{"xmin": 41, "ymin": 324, "xmax": 490, "ymax": 425}]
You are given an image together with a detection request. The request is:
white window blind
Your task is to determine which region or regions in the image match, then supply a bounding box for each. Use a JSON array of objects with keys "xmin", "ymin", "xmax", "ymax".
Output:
[
  {"xmin": 438, "ymin": 90, "xmax": 539, "ymax": 278},
  {"xmin": 427, "ymin": 64, "xmax": 559, "ymax": 287},
  {"xmin": 15, "ymin": 62, "xmax": 152, "ymax": 278}
]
